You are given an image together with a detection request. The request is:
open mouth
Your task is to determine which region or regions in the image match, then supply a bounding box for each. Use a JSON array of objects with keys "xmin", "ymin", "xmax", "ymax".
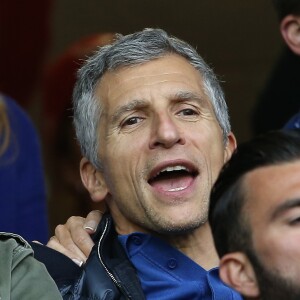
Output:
[{"xmin": 148, "ymin": 164, "xmax": 198, "ymax": 193}]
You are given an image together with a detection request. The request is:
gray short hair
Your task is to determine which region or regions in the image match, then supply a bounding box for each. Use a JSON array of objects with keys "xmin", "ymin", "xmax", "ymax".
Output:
[{"xmin": 73, "ymin": 28, "xmax": 231, "ymax": 169}]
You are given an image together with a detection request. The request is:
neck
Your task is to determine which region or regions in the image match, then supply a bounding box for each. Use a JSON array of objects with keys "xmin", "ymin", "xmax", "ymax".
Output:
[
  {"xmin": 160, "ymin": 222, "xmax": 219, "ymax": 270},
  {"xmin": 110, "ymin": 204, "xmax": 219, "ymax": 269}
]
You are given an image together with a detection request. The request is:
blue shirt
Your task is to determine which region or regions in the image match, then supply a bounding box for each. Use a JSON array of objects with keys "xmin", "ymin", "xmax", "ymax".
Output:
[{"xmin": 119, "ymin": 233, "xmax": 242, "ymax": 300}]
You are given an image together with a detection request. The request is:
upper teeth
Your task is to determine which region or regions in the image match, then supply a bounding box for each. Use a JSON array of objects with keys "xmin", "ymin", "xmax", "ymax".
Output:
[{"xmin": 155, "ymin": 165, "xmax": 188, "ymax": 177}]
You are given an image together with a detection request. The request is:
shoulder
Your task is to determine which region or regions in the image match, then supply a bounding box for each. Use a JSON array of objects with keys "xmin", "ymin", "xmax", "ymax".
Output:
[
  {"xmin": 0, "ymin": 233, "xmax": 63, "ymax": 300},
  {"xmin": 0, "ymin": 233, "xmax": 33, "ymax": 271},
  {"xmin": 0, "ymin": 232, "xmax": 32, "ymax": 254}
]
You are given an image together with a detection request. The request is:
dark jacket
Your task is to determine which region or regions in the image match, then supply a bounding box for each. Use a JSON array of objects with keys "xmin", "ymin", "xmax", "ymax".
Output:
[{"xmin": 32, "ymin": 214, "xmax": 145, "ymax": 300}]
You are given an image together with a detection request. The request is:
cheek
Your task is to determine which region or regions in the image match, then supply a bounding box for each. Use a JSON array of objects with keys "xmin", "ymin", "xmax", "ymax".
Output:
[
  {"xmin": 104, "ymin": 137, "xmax": 140, "ymax": 166},
  {"xmin": 104, "ymin": 139, "xmax": 145, "ymax": 184},
  {"xmin": 208, "ymin": 154, "xmax": 225, "ymax": 187},
  {"xmin": 191, "ymin": 141, "xmax": 225, "ymax": 191},
  {"xmin": 253, "ymin": 230, "xmax": 300, "ymax": 274},
  {"xmin": 197, "ymin": 135, "xmax": 225, "ymax": 178}
]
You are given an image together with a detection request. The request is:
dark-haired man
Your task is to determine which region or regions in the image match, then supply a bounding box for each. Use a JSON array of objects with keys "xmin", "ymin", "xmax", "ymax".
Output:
[{"xmin": 209, "ymin": 129, "xmax": 300, "ymax": 300}]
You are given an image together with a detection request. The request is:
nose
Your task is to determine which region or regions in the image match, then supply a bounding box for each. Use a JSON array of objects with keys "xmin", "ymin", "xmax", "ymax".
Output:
[{"xmin": 149, "ymin": 113, "xmax": 185, "ymax": 149}]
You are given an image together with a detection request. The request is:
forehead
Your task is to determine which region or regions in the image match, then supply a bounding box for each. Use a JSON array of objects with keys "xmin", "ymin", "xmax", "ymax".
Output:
[
  {"xmin": 95, "ymin": 54, "xmax": 208, "ymax": 109},
  {"xmin": 243, "ymin": 160, "xmax": 300, "ymax": 222}
]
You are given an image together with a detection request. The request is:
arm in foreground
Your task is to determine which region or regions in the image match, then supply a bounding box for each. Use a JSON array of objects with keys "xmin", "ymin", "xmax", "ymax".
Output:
[{"xmin": 0, "ymin": 233, "xmax": 62, "ymax": 299}]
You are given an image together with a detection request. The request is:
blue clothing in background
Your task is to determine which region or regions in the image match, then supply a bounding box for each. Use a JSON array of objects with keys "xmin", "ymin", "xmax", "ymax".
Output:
[
  {"xmin": 0, "ymin": 95, "xmax": 49, "ymax": 243},
  {"xmin": 119, "ymin": 233, "xmax": 242, "ymax": 300}
]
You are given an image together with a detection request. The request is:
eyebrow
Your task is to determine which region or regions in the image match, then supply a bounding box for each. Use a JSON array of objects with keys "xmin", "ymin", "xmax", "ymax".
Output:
[
  {"xmin": 111, "ymin": 99, "xmax": 148, "ymax": 124},
  {"xmin": 111, "ymin": 90, "xmax": 207, "ymax": 124},
  {"xmin": 271, "ymin": 198, "xmax": 300, "ymax": 220},
  {"xmin": 172, "ymin": 91, "xmax": 206, "ymax": 106}
]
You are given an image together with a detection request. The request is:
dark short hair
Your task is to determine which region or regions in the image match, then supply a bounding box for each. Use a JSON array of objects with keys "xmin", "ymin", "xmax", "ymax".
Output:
[
  {"xmin": 272, "ymin": 0, "xmax": 300, "ymax": 20},
  {"xmin": 209, "ymin": 129, "xmax": 300, "ymax": 257}
]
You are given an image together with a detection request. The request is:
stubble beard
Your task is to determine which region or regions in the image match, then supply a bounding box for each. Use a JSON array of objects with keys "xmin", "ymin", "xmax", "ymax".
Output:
[
  {"xmin": 247, "ymin": 248, "xmax": 300, "ymax": 300},
  {"xmin": 142, "ymin": 204, "xmax": 209, "ymax": 235}
]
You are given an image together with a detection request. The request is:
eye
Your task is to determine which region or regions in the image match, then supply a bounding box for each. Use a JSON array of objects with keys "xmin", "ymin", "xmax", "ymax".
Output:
[
  {"xmin": 290, "ymin": 217, "xmax": 300, "ymax": 225},
  {"xmin": 177, "ymin": 108, "xmax": 198, "ymax": 116},
  {"xmin": 122, "ymin": 116, "xmax": 143, "ymax": 127}
]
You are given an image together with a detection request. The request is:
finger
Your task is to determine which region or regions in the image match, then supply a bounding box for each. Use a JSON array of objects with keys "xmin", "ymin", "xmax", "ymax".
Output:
[
  {"xmin": 54, "ymin": 222, "xmax": 88, "ymax": 262},
  {"xmin": 65, "ymin": 216, "xmax": 95, "ymax": 257},
  {"xmin": 32, "ymin": 240, "xmax": 43, "ymax": 245},
  {"xmin": 83, "ymin": 209, "xmax": 105, "ymax": 233},
  {"xmin": 47, "ymin": 236, "xmax": 85, "ymax": 267}
]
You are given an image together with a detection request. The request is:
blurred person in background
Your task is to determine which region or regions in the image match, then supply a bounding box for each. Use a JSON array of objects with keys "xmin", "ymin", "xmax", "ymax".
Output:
[
  {"xmin": 0, "ymin": 93, "xmax": 49, "ymax": 243},
  {"xmin": 252, "ymin": 0, "xmax": 300, "ymax": 134},
  {"xmin": 41, "ymin": 33, "xmax": 115, "ymax": 233},
  {"xmin": 0, "ymin": 0, "xmax": 52, "ymax": 108}
]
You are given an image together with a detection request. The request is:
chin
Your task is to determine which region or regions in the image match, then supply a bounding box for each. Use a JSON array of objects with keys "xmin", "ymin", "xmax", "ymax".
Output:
[{"xmin": 154, "ymin": 218, "xmax": 204, "ymax": 235}]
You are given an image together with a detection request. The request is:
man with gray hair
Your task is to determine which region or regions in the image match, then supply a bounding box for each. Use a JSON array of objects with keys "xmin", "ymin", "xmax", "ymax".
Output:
[{"xmin": 33, "ymin": 28, "xmax": 241, "ymax": 299}]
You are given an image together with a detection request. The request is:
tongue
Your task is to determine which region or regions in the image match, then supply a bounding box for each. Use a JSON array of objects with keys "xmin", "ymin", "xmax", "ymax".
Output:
[{"xmin": 150, "ymin": 174, "xmax": 193, "ymax": 192}]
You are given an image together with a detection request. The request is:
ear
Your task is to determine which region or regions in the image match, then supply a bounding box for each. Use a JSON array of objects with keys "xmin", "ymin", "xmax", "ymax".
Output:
[
  {"xmin": 280, "ymin": 15, "xmax": 300, "ymax": 55},
  {"xmin": 219, "ymin": 252, "xmax": 260, "ymax": 298},
  {"xmin": 80, "ymin": 157, "xmax": 109, "ymax": 203},
  {"xmin": 224, "ymin": 132, "xmax": 237, "ymax": 163}
]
